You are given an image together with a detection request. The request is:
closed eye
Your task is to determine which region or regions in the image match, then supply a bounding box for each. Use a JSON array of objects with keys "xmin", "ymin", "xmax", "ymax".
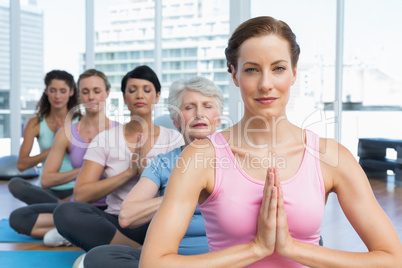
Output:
[{"xmin": 245, "ymin": 68, "xmax": 257, "ymax": 73}]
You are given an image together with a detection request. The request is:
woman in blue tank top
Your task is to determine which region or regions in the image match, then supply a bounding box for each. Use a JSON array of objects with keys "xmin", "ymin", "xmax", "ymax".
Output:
[
  {"xmin": 8, "ymin": 70, "xmax": 81, "ymax": 205},
  {"xmin": 9, "ymin": 69, "xmax": 117, "ymax": 245}
]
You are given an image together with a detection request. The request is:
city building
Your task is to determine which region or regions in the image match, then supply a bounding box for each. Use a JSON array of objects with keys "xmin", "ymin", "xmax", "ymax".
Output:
[{"xmin": 88, "ymin": 0, "xmax": 231, "ymax": 127}]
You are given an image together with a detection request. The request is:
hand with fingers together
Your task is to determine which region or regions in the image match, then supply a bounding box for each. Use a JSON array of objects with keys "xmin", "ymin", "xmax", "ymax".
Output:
[
  {"xmin": 253, "ymin": 168, "xmax": 294, "ymax": 259},
  {"xmin": 128, "ymin": 132, "xmax": 148, "ymax": 177},
  {"xmin": 272, "ymin": 168, "xmax": 295, "ymax": 258},
  {"xmin": 253, "ymin": 167, "xmax": 278, "ymax": 258}
]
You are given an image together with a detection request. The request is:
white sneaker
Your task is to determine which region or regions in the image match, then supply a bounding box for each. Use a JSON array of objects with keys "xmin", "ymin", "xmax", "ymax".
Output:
[
  {"xmin": 73, "ymin": 253, "xmax": 86, "ymax": 268},
  {"xmin": 43, "ymin": 228, "xmax": 72, "ymax": 247}
]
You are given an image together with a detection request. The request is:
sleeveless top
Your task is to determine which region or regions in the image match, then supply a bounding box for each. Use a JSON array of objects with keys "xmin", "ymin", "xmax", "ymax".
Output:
[
  {"xmin": 37, "ymin": 116, "xmax": 79, "ymax": 190},
  {"xmin": 198, "ymin": 130, "xmax": 325, "ymax": 268},
  {"xmin": 69, "ymin": 121, "xmax": 119, "ymax": 206}
]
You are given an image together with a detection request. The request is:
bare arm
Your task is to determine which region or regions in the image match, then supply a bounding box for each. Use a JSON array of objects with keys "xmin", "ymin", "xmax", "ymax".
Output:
[
  {"xmin": 119, "ymin": 177, "xmax": 161, "ymax": 229},
  {"xmin": 17, "ymin": 117, "xmax": 49, "ymax": 171},
  {"xmin": 276, "ymin": 139, "xmax": 402, "ymax": 267},
  {"xmin": 73, "ymin": 160, "xmax": 135, "ymax": 203},
  {"xmin": 140, "ymin": 139, "xmax": 277, "ymax": 268},
  {"xmin": 74, "ymin": 133, "xmax": 144, "ymax": 203},
  {"xmin": 41, "ymin": 127, "xmax": 80, "ymax": 189}
]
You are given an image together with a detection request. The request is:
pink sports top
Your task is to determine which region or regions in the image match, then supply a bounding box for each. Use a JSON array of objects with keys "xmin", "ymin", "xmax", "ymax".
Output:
[{"xmin": 199, "ymin": 130, "xmax": 325, "ymax": 267}]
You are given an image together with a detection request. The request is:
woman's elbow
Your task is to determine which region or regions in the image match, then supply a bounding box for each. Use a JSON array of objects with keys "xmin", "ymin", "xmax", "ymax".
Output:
[
  {"xmin": 16, "ymin": 161, "xmax": 27, "ymax": 172},
  {"xmin": 119, "ymin": 217, "xmax": 130, "ymax": 229},
  {"xmin": 118, "ymin": 210, "xmax": 132, "ymax": 229},
  {"xmin": 40, "ymin": 175, "xmax": 51, "ymax": 189}
]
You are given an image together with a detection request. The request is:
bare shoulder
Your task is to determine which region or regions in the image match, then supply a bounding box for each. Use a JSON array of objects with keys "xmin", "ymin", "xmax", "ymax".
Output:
[
  {"xmin": 173, "ymin": 138, "xmax": 216, "ymax": 195},
  {"xmin": 24, "ymin": 117, "xmax": 41, "ymax": 137},
  {"xmin": 179, "ymin": 138, "xmax": 216, "ymax": 171},
  {"xmin": 181, "ymin": 138, "xmax": 215, "ymax": 158},
  {"xmin": 54, "ymin": 126, "xmax": 71, "ymax": 147},
  {"xmin": 319, "ymin": 136, "xmax": 357, "ymax": 165},
  {"xmin": 319, "ymin": 136, "xmax": 363, "ymax": 191}
]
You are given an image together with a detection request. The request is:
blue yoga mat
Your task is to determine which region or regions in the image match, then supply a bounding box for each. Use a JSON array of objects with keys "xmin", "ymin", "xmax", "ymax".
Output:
[
  {"xmin": 0, "ymin": 219, "xmax": 42, "ymax": 242},
  {"xmin": 0, "ymin": 251, "xmax": 84, "ymax": 268}
]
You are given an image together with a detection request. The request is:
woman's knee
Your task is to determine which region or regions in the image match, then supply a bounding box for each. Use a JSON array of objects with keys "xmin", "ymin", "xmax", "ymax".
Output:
[
  {"xmin": 85, "ymin": 245, "xmax": 141, "ymax": 268},
  {"xmin": 9, "ymin": 207, "xmax": 37, "ymax": 235},
  {"xmin": 53, "ymin": 202, "xmax": 96, "ymax": 231},
  {"xmin": 53, "ymin": 202, "xmax": 80, "ymax": 226},
  {"xmin": 8, "ymin": 177, "xmax": 26, "ymax": 196}
]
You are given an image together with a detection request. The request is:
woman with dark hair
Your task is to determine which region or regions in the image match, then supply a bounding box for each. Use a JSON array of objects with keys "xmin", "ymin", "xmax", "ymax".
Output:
[
  {"xmin": 9, "ymin": 69, "xmax": 117, "ymax": 247},
  {"xmin": 53, "ymin": 66, "xmax": 183, "ymax": 257},
  {"xmin": 139, "ymin": 16, "xmax": 402, "ymax": 267},
  {"xmin": 35, "ymin": 70, "xmax": 81, "ymax": 122},
  {"xmin": 8, "ymin": 70, "xmax": 81, "ymax": 205}
]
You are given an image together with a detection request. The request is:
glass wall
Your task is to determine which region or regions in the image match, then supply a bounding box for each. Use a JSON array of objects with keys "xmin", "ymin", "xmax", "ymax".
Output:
[
  {"xmin": 0, "ymin": 0, "xmax": 85, "ymax": 156},
  {"xmin": 251, "ymin": 0, "xmax": 337, "ymax": 139},
  {"xmin": 251, "ymin": 0, "xmax": 402, "ymax": 157},
  {"xmin": 2, "ymin": 0, "xmax": 401, "ymax": 158},
  {"xmin": 0, "ymin": 1, "xmax": 10, "ymax": 140},
  {"xmin": 93, "ymin": 0, "xmax": 230, "ymax": 128},
  {"xmin": 342, "ymin": 0, "xmax": 402, "ymax": 157}
]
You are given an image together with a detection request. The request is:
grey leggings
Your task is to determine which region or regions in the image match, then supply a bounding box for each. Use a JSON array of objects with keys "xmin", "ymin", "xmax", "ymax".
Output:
[
  {"xmin": 85, "ymin": 245, "xmax": 141, "ymax": 268},
  {"xmin": 8, "ymin": 177, "xmax": 72, "ymax": 204},
  {"xmin": 53, "ymin": 202, "xmax": 149, "ymax": 252}
]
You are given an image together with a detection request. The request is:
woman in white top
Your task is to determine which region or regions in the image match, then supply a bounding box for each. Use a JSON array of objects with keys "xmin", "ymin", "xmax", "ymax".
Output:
[{"xmin": 53, "ymin": 65, "xmax": 183, "ymax": 252}]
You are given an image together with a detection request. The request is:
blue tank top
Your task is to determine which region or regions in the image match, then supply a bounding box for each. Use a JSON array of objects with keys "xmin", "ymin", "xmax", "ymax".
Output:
[{"xmin": 37, "ymin": 116, "xmax": 79, "ymax": 190}]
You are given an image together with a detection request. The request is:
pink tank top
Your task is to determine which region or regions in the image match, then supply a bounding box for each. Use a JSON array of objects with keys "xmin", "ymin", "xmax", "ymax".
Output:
[{"xmin": 199, "ymin": 130, "xmax": 325, "ymax": 267}]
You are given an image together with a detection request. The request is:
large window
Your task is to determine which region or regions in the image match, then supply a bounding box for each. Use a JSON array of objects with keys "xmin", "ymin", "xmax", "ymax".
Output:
[
  {"xmin": 251, "ymin": 0, "xmax": 336, "ymax": 139},
  {"xmin": 342, "ymin": 0, "xmax": 402, "ymax": 156},
  {"xmin": 92, "ymin": 0, "xmax": 230, "ymax": 126},
  {"xmin": 251, "ymin": 0, "xmax": 402, "ymax": 157},
  {"xmin": 0, "ymin": 1, "xmax": 10, "ymax": 140},
  {"xmin": 2, "ymin": 0, "xmax": 401, "ymax": 158},
  {"xmin": 0, "ymin": 0, "xmax": 85, "ymax": 156}
]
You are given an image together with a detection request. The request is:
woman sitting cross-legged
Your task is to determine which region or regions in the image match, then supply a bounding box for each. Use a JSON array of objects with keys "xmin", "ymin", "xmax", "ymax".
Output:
[
  {"xmin": 53, "ymin": 65, "xmax": 183, "ymax": 254},
  {"xmin": 9, "ymin": 69, "xmax": 117, "ymax": 246},
  {"xmin": 8, "ymin": 70, "xmax": 81, "ymax": 205},
  {"xmin": 83, "ymin": 76, "xmax": 224, "ymax": 268}
]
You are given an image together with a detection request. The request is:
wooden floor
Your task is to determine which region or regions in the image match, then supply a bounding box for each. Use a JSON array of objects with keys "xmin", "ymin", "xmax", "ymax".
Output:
[{"xmin": 0, "ymin": 175, "xmax": 401, "ymax": 252}]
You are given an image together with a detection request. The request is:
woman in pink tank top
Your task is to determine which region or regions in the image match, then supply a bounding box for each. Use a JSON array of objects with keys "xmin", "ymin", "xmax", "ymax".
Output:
[{"xmin": 140, "ymin": 16, "xmax": 402, "ymax": 267}]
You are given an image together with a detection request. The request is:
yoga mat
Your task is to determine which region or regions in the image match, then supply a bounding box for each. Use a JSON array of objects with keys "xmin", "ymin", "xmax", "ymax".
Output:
[
  {"xmin": 0, "ymin": 251, "xmax": 84, "ymax": 268},
  {"xmin": 0, "ymin": 219, "xmax": 42, "ymax": 242}
]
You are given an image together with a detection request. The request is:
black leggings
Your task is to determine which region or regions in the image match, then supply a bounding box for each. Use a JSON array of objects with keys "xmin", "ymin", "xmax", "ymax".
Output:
[
  {"xmin": 85, "ymin": 245, "xmax": 141, "ymax": 268},
  {"xmin": 9, "ymin": 203, "xmax": 58, "ymax": 236},
  {"xmin": 8, "ymin": 177, "xmax": 72, "ymax": 204},
  {"xmin": 53, "ymin": 202, "xmax": 149, "ymax": 252},
  {"xmin": 8, "ymin": 202, "xmax": 107, "ymax": 237}
]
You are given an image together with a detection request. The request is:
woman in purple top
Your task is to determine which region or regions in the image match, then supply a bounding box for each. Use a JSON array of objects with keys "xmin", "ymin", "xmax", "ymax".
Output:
[{"xmin": 9, "ymin": 69, "xmax": 116, "ymax": 246}]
